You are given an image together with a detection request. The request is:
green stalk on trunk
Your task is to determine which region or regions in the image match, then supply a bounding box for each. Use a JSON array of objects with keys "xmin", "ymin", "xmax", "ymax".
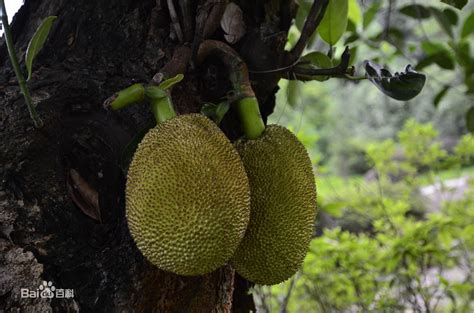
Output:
[
  {"xmin": 235, "ymin": 97, "xmax": 264, "ymax": 140},
  {"xmin": 197, "ymin": 40, "xmax": 265, "ymax": 140},
  {"xmin": 0, "ymin": 0, "xmax": 43, "ymax": 128},
  {"xmin": 150, "ymin": 95, "xmax": 176, "ymax": 124}
]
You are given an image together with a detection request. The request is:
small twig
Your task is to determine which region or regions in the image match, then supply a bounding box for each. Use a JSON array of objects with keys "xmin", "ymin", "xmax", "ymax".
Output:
[
  {"xmin": 167, "ymin": 0, "xmax": 184, "ymax": 42},
  {"xmin": 249, "ymin": 47, "xmax": 352, "ymax": 80},
  {"xmin": 202, "ymin": 0, "xmax": 228, "ymax": 39},
  {"xmin": 250, "ymin": 47, "xmax": 358, "ymax": 82},
  {"xmin": 179, "ymin": 0, "xmax": 194, "ymax": 42},
  {"xmin": 106, "ymin": 44, "xmax": 191, "ymax": 113},
  {"xmin": 191, "ymin": 0, "xmax": 228, "ymax": 65},
  {"xmin": 0, "ymin": 0, "xmax": 43, "ymax": 128},
  {"xmin": 278, "ymin": 273, "xmax": 299, "ymax": 313},
  {"xmin": 287, "ymin": 0, "xmax": 329, "ymax": 64},
  {"xmin": 152, "ymin": 46, "xmax": 192, "ymax": 84},
  {"xmin": 291, "ymin": 66, "xmax": 352, "ymax": 79},
  {"xmin": 291, "ymin": 46, "xmax": 353, "ymax": 80},
  {"xmin": 248, "ymin": 60, "xmax": 301, "ymax": 74},
  {"xmin": 147, "ymin": 0, "xmax": 163, "ymax": 39},
  {"xmin": 344, "ymin": 74, "xmax": 367, "ymax": 81},
  {"xmin": 384, "ymin": 0, "xmax": 395, "ymax": 39},
  {"xmin": 197, "ymin": 40, "xmax": 255, "ymax": 99},
  {"xmin": 255, "ymin": 286, "xmax": 270, "ymax": 313}
]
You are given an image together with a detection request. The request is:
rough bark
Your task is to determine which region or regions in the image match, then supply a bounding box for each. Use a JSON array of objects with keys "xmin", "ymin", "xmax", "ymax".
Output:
[{"xmin": 0, "ymin": 0, "xmax": 295, "ymax": 311}]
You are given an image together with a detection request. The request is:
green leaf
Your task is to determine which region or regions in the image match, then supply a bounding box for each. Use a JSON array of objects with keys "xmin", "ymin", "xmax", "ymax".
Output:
[
  {"xmin": 145, "ymin": 86, "xmax": 168, "ymax": 100},
  {"xmin": 443, "ymin": 8, "xmax": 458, "ymax": 25},
  {"xmin": 372, "ymin": 28, "xmax": 405, "ymax": 47},
  {"xmin": 416, "ymin": 53, "xmax": 455, "ymax": 70},
  {"xmin": 452, "ymin": 40, "xmax": 472, "ymax": 68},
  {"xmin": 466, "ymin": 107, "xmax": 474, "ymax": 133},
  {"xmin": 348, "ymin": 0, "xmax": 362, "ymax": 26},
  {"xmin": 399, "ymin": 5, "xmax": 431, "ymax": 19},
  {"xmin": 287, "ymin": 80, "xmax": 302, "ymax": 107},
  {"xmin": 433, "ymin": 86, "xmax": 449, "ymax": 108},
  {"xmin": 421, "ymin": 41, "xmax": 448, "ymax": 55},
  {"xmin": 295, "ymin": 0, "xmax": 312, "ymax": 31},
  {"xmin": 365, "ymin": 61, "xmax": 426, "ymax": 101},
  {"xmin": 466, "ymin": 72, "xmax": 474, "ymax": 94},
  {"xmin": 201, "ymin": 103, "xmax": 218, "ymax": 118},
  {"xmin": 441, "ymin": 0, "xmax": 467, "ymax": 10},
  {"xmin": 461, "ymin": 12, "xmax": 474, "ymax": 39},
  {"xmin": 346, "ymin": 19, "xmax": 356, "ymax": 33},
  {"xmin": 417, "ymin": 41, "xmax": 455, "ymax": 70},
  {"xmin": 318, "ymin": 0, "xmax": 348, "ymax": 45},
  {"xmin": 345, "ymin": 33, "xmax": 359, "ymax": 45},
  {"xmin": 300, "ymin": 51, "xmax": 333, "ymax": 81},
  {"xmin": 323, "ymin": 202, "xmax": 347, "ymax": 217},
  {"xmin": 348, "ymin": 46, "xmax": 357, "ymax": 65},
  {"xmin": 159, "ymin": 74, "xmax": 184, "ymax": 90},
  {"xmin": 25, "ymin": 16, "xmax": 57, "ymax": 81},
  {"xmin": 215, "ymin": 102, "xmax": 230, "ymax": 124},
  {"xmin": 363, "ymin": 3, "xmax": 381, "ymax": 29},
  {"xmin": 431, "ymin": 8, "xmax": 454, "ymax": 38},
  {"xmin": 200, "ymin": 102, "xmax": 229, "ymax": 124}
]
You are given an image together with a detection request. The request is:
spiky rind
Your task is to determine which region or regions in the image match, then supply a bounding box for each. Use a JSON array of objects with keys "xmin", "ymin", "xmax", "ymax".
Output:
[
  {"xmin": 231, "ymin": 125, "xmax": 317, "ymax": 285},
  {"xmin": 126, "ymin": 114, "xmax": 250, "ymax": 276}
]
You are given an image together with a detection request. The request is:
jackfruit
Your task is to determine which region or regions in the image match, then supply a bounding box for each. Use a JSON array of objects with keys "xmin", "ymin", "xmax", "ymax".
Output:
[
  {"xmin": 126, "ymin": 114, "xmax": 250, "ymax": 276},
  {"xmin": 231, "ymin": 125, "xmax": 317, "ymax": 285}
]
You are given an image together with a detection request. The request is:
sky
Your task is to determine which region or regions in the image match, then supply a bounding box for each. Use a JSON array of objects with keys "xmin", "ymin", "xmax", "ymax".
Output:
[{"xmin": 1, "ymin": 0, "xmax": 24, "ymax": 35}]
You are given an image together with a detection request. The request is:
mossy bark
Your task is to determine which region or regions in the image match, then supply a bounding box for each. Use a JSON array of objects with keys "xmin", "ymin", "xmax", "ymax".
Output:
[{"xmin": 0, "ymin": 0, "xmax": 295, "ymax": 311}]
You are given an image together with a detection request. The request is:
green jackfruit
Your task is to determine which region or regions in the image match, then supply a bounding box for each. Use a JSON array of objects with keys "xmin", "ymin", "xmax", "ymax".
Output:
[
  {"xmin": 126, "ymin": 114, "xmax": 250, "ymax": 276},
  {"xmin": 231, "ymin": 125, "xmax": 317, "ymax": 285}
]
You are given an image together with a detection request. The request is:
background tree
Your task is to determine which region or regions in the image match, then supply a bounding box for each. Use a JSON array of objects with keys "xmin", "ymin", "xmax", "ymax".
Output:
[
  {"xmin": 0, "ymin": 0, "xmax": 471, "ymax": 312},
  {"xmin": 0, "ymin": 0, "xmax": 303, "ymax": 312}
]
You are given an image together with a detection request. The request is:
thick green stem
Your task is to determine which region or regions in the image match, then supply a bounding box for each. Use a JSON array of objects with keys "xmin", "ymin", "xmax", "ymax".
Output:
[
  {"xmin": 1, "ymin": 0, "xmax": 43, "ymax": 128},
  {"xmin": 235, "ymin": 97, "xmax": 265, "ymax": 140},
  {"xmin": 104, "ymin": 83, "xmax": 145, "ymax": 110},
  {"xmin": 151, "ymin": 96, "xmax": 176, "ymax": 124},
  {"xmin": 197, "ymin": 40, "xmax": 266, "ymax": 139}
]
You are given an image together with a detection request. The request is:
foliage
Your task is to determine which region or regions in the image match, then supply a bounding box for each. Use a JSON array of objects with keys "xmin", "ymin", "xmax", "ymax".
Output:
[
  {"xmin": 0, "ymin": 2, "xmax": 56, "ymax": 127},
  {"xmin": 264, "ymin": 3, "xmax": 474, "ymax": 308},
  {"xmin": 273, "ymin": 0, "xmax": 474, "ymax": 177},
  {"xmin": 25, "ymin": 16, "xmax": 57, "ymax": 81},
  {"xmin": 364, "ymin": 62, "xmax": 426, "ymax": 101},
  {"xmin": 255, "ymin": 120, "xmax": 474, "ymax": 312},
  {"xmin": 285, "ymin": 0, "xmax": 474, "ymax": 132},
  {"xmin": 317, "ymin": 0, "xmax": 348, "ymax": 45}
]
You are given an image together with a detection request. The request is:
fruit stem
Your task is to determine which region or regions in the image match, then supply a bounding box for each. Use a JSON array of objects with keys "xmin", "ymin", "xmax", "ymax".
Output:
[
  {"xmin": 151, "ymin": 95, "xmax": 176, "ymax": 124},
  {"xmin": 1, "ymin": 0, "xmax": 43, "ymax": 128},
  {"xmin": 103, "ymin": 83, "xmax": 145, "ymax": 110},
  {"xmin": 235, "ymin": 97, "xmax": 265, "ymax": 140},
  {"xmin": 197, "ymin": 40, "xmax": 265, "ymax": 139}
]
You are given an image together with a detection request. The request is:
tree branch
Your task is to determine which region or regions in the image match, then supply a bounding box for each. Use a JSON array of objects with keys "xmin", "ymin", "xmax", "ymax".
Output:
[
  {"xmin": 197, "ymin": 40, "xmax": 254, "ymax": 99},
  {"xmin": 152, "ymin": 46, "xmax": 192, "ymax": 84},
  {"xmin": 179, "ymin": 0, "xmax": 194, "ymax": 42},
  {"xmin": 278, "ymin": 274, "xmax": 299, "ymax": 313},
  {"xmin": 287, "ymin": 0, "xmax": 329, "ymax": 64},
  {"xmin": 249, "ymin": 47, "xmax": 357, "ymax": 82},
  {"xmin": 191, "ymin": 0, "xmax": 228, "ymax": 65},
  {"xmin": 290, "ymin": 46, "xmax": 353, "ymax": 81},
  {"xmin": 384, "ymin": 0, "xmax": 395, "ymax": 39},
  {"xmin": 167, "ymin": 0, "xmax": 184, "ymax": 42}
]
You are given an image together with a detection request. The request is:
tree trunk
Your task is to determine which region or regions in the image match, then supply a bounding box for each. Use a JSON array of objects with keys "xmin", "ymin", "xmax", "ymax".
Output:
[{"xmin": 0, "ymin": 0, "xmax": 295, "ymax": 311}]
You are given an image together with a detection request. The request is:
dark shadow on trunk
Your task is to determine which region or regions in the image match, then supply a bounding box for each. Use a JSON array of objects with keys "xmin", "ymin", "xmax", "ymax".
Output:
[{"xmin": 0, "ymin": 0, "xmax": 295, "ymax": 311}]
